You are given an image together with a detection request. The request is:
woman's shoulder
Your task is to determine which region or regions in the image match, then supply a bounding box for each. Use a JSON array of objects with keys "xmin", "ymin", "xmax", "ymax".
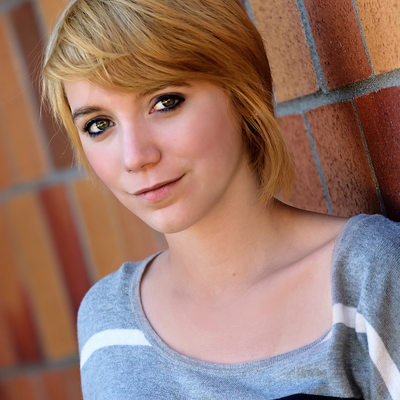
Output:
[
  {"xmin": 289, "ymin": 206, "xmax": 399, "ymax": 262},
  {"xmin": 332, "ymin": 213, "xmax": 400, "ymax": 305},
  {"xmin": 284, "ymin": 207, "xmax": 399, "ymax": 292},
  {"xmin": 334, "ymin": 213, "xmax": 400, "ymax": 263},
  {"xmin": 79, "ymin": 258, "xmax": 146, "ymax": 308},
  {"xmin": 77, "ymin": 254, "xmax": 158, "ymax": 347}
]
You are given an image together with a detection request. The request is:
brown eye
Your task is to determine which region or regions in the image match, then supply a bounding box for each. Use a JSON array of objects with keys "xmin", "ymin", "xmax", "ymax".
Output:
[
  {"xmin": 95, "ymin": 120, "xmax": 109, "ymax": 130},
  {"xmin": 84, "ymin": 118, "xmax": 114, "ymax": 137},
  {"xmin": 151, "ymin": 94, "xmax": 185, "ymax": 113},
  {"xmin": 160, "ymin": 98, "xmax": 176, "ymax": 107}
]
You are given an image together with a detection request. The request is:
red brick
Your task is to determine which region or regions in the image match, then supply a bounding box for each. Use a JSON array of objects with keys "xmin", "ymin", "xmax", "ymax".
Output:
[
  {"xmin": 40, "ymin": 185, "xmax": 91, "ymax": 315},
  {"xmin": 10, "ymin": 2, "xmax": 73, "ymax": 169},
  {"xmin": 304, "ymin": 0, "xmax": 372, "ymax": 88},
  {"xmin": 307, "ymin": 102, "xmax": 381, "ymax": 216},
  {"xmin": 4, "ymin": 286, "xmax": 42, "ymax": 363},
  {"xmin": 355, "ymin": 0, "xmax": 400, "ymax": 74},
  {"xmin": 0, "ymin": 304, "xmax": 18, "ymax": 367},
  {"xmin": 0, "ymin": 208, "xmax": 41, "ymax": 362},
  {"xmin": 355, "ymin": 87, "xmax": 400, "ymax": 220},
  {"xmin": 0, "ymin": 16, "xmax": 46, "ymax": 183},
  {"xmin": 278, "ymin": 114, "xmax": 328, "ymax": 213},
  {"xmin": 72, "ymin": 179, "xmax": 127, "ymax": 279},
  {"xmin": 5, "ymin": 194, "xmax": 77, "ymax": 359},
  {"xmin": 249, "ymin": 0, "xmax": 318, "ymax": 102}
]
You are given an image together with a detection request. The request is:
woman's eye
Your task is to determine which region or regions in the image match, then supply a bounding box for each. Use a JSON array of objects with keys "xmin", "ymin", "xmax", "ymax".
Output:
[
  {"xmin": 151, "ymin": 94, "xmax": 185, "ymax": 113},
  {"xmin": 83, "ymin": 118, "xmax": 114, "ymax": 136}
]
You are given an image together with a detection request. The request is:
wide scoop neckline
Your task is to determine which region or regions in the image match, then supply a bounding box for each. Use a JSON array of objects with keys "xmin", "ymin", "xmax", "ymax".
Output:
[{"xmin": 130, "ymin": 214, "xmax": 367, "ymax": 373}]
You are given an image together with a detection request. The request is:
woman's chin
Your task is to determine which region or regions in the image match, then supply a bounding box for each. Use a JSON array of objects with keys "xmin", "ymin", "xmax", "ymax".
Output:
[{"xmin": 144, "ymin": 214, "xmax": 196, "ymax": 235}]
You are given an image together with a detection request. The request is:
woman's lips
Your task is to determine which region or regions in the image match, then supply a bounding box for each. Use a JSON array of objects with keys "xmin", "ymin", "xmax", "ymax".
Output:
[{"xmin": 134, "ymin": 175, "xmax": 184, "ymax": 202}]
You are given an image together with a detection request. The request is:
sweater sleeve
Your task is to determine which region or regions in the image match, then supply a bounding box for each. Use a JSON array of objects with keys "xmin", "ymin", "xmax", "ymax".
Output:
[{"xmin": 332, "ymin": 214, "xmax": 400, "ymax": 400}]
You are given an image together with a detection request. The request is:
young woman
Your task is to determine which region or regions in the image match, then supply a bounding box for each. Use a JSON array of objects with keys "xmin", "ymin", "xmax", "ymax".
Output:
[{"xmin": 42, "ymin": 0, "xmax": 400, "ymax": 399}]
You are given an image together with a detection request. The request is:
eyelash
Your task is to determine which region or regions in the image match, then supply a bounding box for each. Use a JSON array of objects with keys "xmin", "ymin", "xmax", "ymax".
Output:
[{"xmin": 82, "ymin": 93, "xmax": 185, "ymax": 138}]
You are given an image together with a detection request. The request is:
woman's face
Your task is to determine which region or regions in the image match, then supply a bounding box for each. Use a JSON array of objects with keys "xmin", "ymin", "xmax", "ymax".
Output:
[{"xmin": 65, "ymin": 80, "xmax": 253, "ymax": 234}]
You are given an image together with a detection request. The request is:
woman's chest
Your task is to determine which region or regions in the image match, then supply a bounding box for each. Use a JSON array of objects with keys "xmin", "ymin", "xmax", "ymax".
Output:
[{"xmin": 141, "ymin": 261, "xmax": 333, "ymax": 364}]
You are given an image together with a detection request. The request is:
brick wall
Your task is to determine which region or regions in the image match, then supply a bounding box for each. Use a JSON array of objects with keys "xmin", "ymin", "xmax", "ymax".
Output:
[
  {"xmin": 246, "ymin": 0, "xmax": 400, "ymax": 220},
  {"xmin": 0, "ymin": 0, "xmax": 399, "ymax": 398}
]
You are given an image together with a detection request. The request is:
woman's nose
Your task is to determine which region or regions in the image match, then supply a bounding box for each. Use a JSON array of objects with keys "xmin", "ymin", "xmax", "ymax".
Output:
[{"xmin": 121, "ymin": 123, "xmax": 161, "ymax": 172}]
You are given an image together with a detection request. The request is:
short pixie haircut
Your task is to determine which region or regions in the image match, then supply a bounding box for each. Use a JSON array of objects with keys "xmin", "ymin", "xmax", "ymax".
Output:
[{"xmin": 42, "ymin": 0, "xmax": 294, "ymax": 203}]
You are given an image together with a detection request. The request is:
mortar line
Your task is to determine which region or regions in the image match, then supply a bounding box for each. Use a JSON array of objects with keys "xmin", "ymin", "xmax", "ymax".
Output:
[
  {"xmin": 275, "ymin": 68, "xmax": 400, "ymax": 117},
  {"xmin": 243, "ymin": 0, "xmax": 256, "ymax": 24},
  {"xmin": 302, "ymin": 113, "xmax": 334, "ymax": 215},
  {"xmin": 296, "ymin": 0, "xmax": 328, "ymax": 93},
  {"xmin": 0, "ymin": 168, "xmax": 84, "ymax": 205},
  {"xmin": 351, "ymin": 101, "xmax": 386, "ymax": 215},
  {"xmin": 0, "ymin": 355, "xmax": 79, "ymax": 381},
  {"xmin": 31, "ymin": 0, "xmax": 49, "ymax": 42},
  {"xmin": 351, "ymin": 0, "xmax": 374, "ymax": 75},
  {"xmin": 0, "ymin": 0, "xmax": 26, "ymax": 13}
]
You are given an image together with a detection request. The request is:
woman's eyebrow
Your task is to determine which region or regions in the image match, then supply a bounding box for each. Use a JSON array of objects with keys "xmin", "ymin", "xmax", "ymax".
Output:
[
  {"xmin": 71, "ymin": 106, "xmax": 103, "ymax": 122},
  {"xmin": 139, "ymin": 82, "xmax": 190, "ymax": 97}
]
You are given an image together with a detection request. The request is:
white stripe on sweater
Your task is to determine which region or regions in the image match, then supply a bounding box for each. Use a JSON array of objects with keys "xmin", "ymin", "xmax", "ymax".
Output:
[
  {"xmin": 80, "ymin": 329, "xmax": 151, "ymax": 368},
  {"xmin": 333, "ymin": 303, "xmax": 400, "ymax": 400}
]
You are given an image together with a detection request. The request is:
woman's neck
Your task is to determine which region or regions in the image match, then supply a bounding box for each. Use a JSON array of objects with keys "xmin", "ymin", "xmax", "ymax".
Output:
[{"xmin": 159, "ymin": 197, "xmax": 295, "ymax": 301}]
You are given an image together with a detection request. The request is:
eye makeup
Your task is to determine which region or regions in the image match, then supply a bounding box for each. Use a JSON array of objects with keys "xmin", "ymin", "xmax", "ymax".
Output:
[
  {"xmin": 76, "ymin": 88, "xmax": 187, "ymax": 138},
  {"xmin": 150, "ymin": 93, "xmax": 185, "ymax": 114}
]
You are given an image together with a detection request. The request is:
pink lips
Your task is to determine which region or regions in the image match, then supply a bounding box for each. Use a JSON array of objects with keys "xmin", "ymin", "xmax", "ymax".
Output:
[{"xmin": 134, "ymin": 175, "xmax": 183, "ymax": 202}]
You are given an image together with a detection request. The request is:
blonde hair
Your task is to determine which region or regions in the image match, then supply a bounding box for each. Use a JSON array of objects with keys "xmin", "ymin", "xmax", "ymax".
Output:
[{"xmin": 42, "ymin": 0, "xmax": 294, "ymax": 203}]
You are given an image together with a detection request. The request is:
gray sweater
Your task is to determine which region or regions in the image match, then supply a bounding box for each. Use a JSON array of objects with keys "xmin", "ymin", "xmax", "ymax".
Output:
[{"xmin": 78, "ymin": 214, "xmax": 400, "ymax": 399}]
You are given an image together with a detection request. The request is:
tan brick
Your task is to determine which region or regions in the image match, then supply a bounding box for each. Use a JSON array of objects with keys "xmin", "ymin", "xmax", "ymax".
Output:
[
  {"xmin": 355, "ymin": 0, "xmax": 400, "ymax": 74},
  {"xmin": 72, "ymin": 179, "xmax": 126, "ymax": 280},
  {"xmin": 0, "ymin": 16, "xmax": 47, "ymax": 182},
  {"xmin": 6, "ymin": 194, "xmax": 77, "ymax": 359},
  {"xmin": 0, "ymin": 375, "xmax": 41, "ymax": 400},
  {"xmin": 42, "ymin": 370, "xmax": 71, "ymax": 400},
  {"xmin": 0, "ymin": 139, "xmax": 12, "ymax": 190},
  {"xmin": 249, "ymin": 0, "xmax": 318, "ymax": 102},
  {"xmin": 278, "ymin": 114, "xmax": 328, "ymax": 214},
  {"xmin": 64, "ymin": 366, "xmax": 83, "ymax": 400},
  {"xmin": 112, "ymin": 197, "xmax": 161, "ymax": 262},
  {"xmin": 307, "ymin": 102, "xmax": 380, "ymax": 216},
  {"xmin": 304, "ymin": 0, "xmax": 372, "ymax": 88}
]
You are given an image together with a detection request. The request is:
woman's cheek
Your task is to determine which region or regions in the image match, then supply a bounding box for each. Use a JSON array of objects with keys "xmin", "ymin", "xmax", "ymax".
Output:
[{"xmin": 84, "ymin": 145, "xmax": 118, "ymax": 186}]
